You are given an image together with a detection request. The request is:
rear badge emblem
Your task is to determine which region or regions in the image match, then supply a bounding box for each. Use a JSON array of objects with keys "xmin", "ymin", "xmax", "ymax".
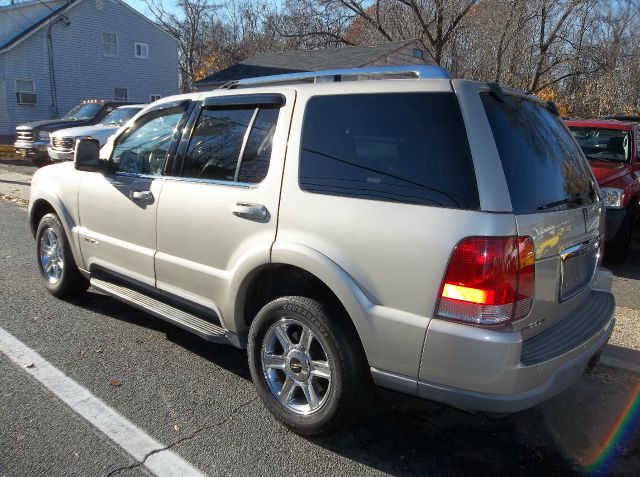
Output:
[{"xmin": 522, "ymin": 319, "xmax": 545, "ymax": 332}]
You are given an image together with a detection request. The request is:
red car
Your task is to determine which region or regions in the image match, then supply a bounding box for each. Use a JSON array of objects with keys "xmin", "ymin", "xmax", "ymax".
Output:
[{"xmin": 565, "ymin": 119, "xmax": 640, "ymax": 262}]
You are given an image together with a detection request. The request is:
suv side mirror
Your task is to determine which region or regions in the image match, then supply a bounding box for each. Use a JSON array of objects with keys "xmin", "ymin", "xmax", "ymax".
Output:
[{"xmin": 74, "ymin": 138, "xmax": 103, "ymax": 172}]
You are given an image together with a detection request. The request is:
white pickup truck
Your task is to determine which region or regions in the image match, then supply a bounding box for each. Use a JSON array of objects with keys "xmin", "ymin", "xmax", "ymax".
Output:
[{"xmin": 48, "ymin": 105, "xmax": 145, "ymax": 162}]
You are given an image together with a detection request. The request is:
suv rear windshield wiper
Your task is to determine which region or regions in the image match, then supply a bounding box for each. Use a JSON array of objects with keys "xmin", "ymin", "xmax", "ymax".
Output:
[{"xmin": 537, "ymin": 193, "xmax": 588, "ymax": 211}]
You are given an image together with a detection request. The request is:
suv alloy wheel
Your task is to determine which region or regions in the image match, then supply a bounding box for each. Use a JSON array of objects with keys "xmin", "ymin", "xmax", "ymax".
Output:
[{"xmin": 248, "ymin": 296, "xmax": 371, "ymax": 436}]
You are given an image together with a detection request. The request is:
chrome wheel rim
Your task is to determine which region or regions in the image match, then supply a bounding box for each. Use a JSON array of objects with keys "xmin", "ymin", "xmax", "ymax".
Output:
[
  {"xmin": 261, "ymin": 318, "xmax": 332, "ymax": 415},
  {"xmin": 39, "ymin": 227, "xmax": 64, "ymax": 284}
]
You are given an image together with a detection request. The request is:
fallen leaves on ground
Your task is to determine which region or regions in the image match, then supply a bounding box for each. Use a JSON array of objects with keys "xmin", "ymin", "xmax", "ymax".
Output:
[{"xmin": 0, "ymin": 193, "xmax": 28, "ymax": 206}]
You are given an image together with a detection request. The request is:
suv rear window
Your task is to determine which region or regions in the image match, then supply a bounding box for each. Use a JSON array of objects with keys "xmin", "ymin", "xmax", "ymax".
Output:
[
  {"xmin": 481, "ymin": 93, "xmax": 596, "ymax": 214},
  {"xmin": 299, "ymin": 93, "xmax": 479, "ymax": 209}
]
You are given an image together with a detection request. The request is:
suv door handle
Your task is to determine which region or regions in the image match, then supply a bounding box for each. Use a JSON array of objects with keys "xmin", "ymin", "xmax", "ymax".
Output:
[
  {"xmin": 231, "ymin": 202, "xmax": 267, "ymax": 221},
  {"xmin": 130, "ymin": 190, "xmax": 153, "ymax": 202}
]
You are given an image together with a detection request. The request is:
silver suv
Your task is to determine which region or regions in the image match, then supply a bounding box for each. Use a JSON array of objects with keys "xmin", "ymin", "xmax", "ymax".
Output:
[{"xmin": 29, "ymin": 66, "xmax": 615, "ymax": 436}]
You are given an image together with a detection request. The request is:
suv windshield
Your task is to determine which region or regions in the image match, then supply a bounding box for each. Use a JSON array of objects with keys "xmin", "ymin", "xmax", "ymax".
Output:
[
  {"xmin": 64, "ymin": 103, "xmax": 102, "ymax": 121},
  {"xmin": 482, "ymin": 93, "xmax": 596, "ymax": 214},
  {"xmin": 568, "ymin": 127, "xmax": 630, "ymax": 163},
  {"xmin": 100, "ymin": 107, "xmax": 140, "ymax": 126}
]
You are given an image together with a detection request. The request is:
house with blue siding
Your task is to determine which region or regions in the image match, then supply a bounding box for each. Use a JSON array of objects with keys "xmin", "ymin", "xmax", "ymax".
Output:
[{"xmin": 0, "ymin": 0, "xmax": 178, "ymax": 143}]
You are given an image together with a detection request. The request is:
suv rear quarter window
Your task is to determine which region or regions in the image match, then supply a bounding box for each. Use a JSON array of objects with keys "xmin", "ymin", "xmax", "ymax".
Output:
[{"xmin": 299, "ymin": 93, "xmax": 479, "ymax": 210}]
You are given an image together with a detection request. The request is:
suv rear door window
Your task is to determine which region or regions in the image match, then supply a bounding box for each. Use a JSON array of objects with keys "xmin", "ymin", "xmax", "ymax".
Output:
[
  {"xmin": 299, "ymin": 93, "xmax": 479, "ymax": 209},
  {"xmin": 481, "ymin": 93, "xmax": 596, "ymax": 214},
  {"xmin": 182, "ymin": 106, "xmax": 279, "ymax": 183},
  {"xmin": 183, "ymin": 109, "xmax": 254, "ymax": 181},
  {"xmin": 237, "ymin": 108, "xmax": 278, "ymax": 183}
]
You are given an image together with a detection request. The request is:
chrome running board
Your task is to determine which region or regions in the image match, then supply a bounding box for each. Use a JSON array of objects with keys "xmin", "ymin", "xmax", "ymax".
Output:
[{"xmin": 91, "ymin": 277, "xmax": 233, "ymax": 345}]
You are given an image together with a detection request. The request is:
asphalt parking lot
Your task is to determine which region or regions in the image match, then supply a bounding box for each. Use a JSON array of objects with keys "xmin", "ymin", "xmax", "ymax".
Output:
[{"xmin": 1, "ymin": 159, "xmax": 639, "ymax": 476}]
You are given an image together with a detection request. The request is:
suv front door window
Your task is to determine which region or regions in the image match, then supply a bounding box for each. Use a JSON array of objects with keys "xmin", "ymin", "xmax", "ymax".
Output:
[{"xmin": 113, "ymin": 104, "xmax": 188, "ymax": 175}]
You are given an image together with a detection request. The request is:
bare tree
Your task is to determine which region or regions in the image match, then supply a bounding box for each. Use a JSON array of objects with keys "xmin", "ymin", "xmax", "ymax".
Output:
[
  {"xmin": 145, "ymin": 0, "xmax": 221, "ymax": 91},
  {"xmin": 139, "ymin": 0, "xmax": 640, "ymax": 116},
  {"xmin": 526, "ymin": 0, "xmax": 588, "ymax": 92},
  {"xmin": 269, "ymin": 1, "xmax": 478, "ymax": 63}
]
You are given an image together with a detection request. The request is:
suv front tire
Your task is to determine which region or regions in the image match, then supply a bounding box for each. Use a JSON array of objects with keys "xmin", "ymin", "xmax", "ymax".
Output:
[{"xmin": 36, "ymin": 213, "xmax": 89, "ymax": 298}]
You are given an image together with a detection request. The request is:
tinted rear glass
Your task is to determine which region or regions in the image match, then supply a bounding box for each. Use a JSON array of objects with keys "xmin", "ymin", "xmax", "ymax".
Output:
[
  {"xmin": 299, "ymin": 93, "xmax": 479, "ymax": 209},
  {"xmin": 481, "ymin": 93, "xmax": 596, "ymax": 214}
]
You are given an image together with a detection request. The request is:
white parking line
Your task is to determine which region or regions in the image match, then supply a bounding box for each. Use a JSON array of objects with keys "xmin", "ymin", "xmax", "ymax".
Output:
[{"xmin": 0, "ymin": 327, "xmax": 206, "ymax": 477}]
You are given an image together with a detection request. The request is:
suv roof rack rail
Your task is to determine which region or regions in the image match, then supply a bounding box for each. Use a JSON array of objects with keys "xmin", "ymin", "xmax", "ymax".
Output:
[{"xmin": 220, "ymin": 65, "xmax": 452, "ymax": 89}]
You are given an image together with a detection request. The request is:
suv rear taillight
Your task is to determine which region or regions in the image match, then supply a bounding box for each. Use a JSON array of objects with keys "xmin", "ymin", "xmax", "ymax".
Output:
[{"xmin": 436, "ymin": 236, "xmax": 535, "ymax": 325}]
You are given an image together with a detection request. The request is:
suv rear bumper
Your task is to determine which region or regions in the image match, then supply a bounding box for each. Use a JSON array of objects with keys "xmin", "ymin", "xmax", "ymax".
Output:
[
  {"xmin": 417, "ymin": 316, "xmax": 613, "ymax": 413},
  {"xmin": 372, "ymin": 289, "xmax": 615, "ymax": 414}
]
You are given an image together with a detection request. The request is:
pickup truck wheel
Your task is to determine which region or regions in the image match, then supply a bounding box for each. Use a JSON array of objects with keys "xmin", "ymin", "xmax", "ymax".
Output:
[
  {"xmin": 606, "ymin": 213, "xmax": 631, "ymax": 263},
  {"xmin": 36, "ymin": 213, "xmax": 89, "ymax": 298},
  {"xmin": 248, "ymin": 296, "xmax": 371, "ymax": 436}
]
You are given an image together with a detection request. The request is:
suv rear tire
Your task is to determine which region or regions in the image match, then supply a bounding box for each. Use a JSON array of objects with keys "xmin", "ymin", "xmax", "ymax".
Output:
[
  {"xmin": 248, "ymin": 296, "xmax": 371, "ymax": 436},
  {"xmin": 36, "ymin": 213, "xmax": 89, "ymax": 298}
]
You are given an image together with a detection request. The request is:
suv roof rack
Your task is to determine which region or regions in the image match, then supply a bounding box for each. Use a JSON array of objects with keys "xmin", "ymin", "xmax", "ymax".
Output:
[{"xmin": 221, "ymin": 65, "xmax": 452, "ymax": 89}]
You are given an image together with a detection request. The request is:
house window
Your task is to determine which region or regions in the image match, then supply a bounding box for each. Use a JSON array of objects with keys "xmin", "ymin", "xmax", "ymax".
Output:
[
  {"xmin": 134, "ymin": 42, "xmax": 149, "ymax": 59},
  {"xmin": 412, "ymin": 48, "xmax": 423, "ymax": 59},
  {"xmin": 103, "ymin": 32, "xmax": 118, "ymax": 57},
  {"xmin": 150, "ymin": 94, "xmax": 162, "ymax": 102},
  {"xmin": 114, "ymin": 88, "xmax": 128, "ymax": 101},
  {"xmin": 16, "ymin": 79, "xmax": 37, "ymax": 105}
]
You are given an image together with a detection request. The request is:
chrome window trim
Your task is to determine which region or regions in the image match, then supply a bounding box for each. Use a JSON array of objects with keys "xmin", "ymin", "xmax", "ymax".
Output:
[
  {"xmin": 164, "ymin": 175, "xmax": 256, "ymax": 189},
  {"xmin": 114, "ymin": 171, "xmax": 162, "ymax": 180},
  {"xmin": 114, "ymin": 171, "xmax": 257, "ymax": 189}
]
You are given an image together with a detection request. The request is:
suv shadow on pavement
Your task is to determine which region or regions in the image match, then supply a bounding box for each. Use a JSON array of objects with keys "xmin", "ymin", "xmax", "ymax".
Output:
[
  {"xmin": 315, "ymin": 366, "xmax": 639, "ymax": 477},
  {"xmin": 604, "ymin": 344, "xmax": 640, "ymax": 368},
  {"xmin": 66, "ymin": 290, "xmax": 252, "ymax": 381},
  {"xmin": 607, "ymin": 245, "xmax": 640, "ymax": 280},
  {"xmin": 66, "ymin": 290, "xmax": 638, "ymax": 477}
]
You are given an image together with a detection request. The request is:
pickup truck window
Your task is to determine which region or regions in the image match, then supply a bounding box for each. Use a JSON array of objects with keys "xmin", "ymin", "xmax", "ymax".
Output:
[
  {"xmin": 63, "ymin": 103, "xmax": 102, "ymax": 121},
  {"xmin": 112, "ymin": 104, "xmax": 187, "ymax": 175},
  {"xmin": 569, "ymin": 127, "xmax": 631, "ymax": 163},
  {"xmin": 100, "ymin": 107, "xmax": 142, "ymax": 126}
]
